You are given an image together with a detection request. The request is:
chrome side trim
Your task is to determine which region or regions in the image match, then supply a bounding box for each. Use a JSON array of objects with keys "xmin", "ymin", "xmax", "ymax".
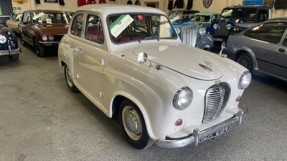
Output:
[{"xmin": 155, "ymin": 107, "xmax": 248, "ymax": 148}]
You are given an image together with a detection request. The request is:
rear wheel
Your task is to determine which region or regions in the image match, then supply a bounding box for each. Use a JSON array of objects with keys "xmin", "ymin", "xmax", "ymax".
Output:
[
  {"xmin": 237, "ymin": 52, "xmax": 253, "ymax": 72},
  {"xmin": 119, "ymin": 100, "xmax": 153, "ymax": 149},
  {"xmin": 64, "ymin": 65, "xmax": 79, "ymax": 93}
]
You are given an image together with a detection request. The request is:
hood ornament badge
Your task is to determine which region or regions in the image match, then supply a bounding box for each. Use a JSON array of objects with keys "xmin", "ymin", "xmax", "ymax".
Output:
[{"xmin": 199, "ymin": 64, "xmax": 212, "ymax": 72}]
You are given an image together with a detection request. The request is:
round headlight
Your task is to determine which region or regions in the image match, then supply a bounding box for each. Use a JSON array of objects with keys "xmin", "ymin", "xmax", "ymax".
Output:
[
  {"xmin": 173, "ymin": 87, "xmax": 193, "ymax": 110},
  {"xmin": 0, "ymin": 35, "xmax": 7, "ymax": 43},
  {"xmin": 42, "ymin": 35, "xmax": 48, "ymax": 41},
  {"xmin": 48, "ymin": 35, "xmax": 54, "ymax": 41},
  {"xmin": 213, "ymin": 23, "xmax": 218, "ymax": 29},
  {"xmin": 199, "ymin": 28, "xmax": 206, "ymax": 35},
  {"xmin": 226, "ymin": 24, "xmax": 232, "ymax": 30},
  {"xmin": 238, "ymin": 71, "xmax": 252, "ymax": 89}
]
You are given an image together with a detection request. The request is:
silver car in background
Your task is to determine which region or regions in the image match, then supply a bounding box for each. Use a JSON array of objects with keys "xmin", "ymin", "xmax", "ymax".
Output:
[{"xmin": 224, "ymin": 18, "xmax": 287, "ymax": 81}]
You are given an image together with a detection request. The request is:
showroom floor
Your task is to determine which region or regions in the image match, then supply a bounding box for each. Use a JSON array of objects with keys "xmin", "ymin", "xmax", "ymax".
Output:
[{"xmin": 0, "ymin": 43, "xmax": 287, "ymax": 161}]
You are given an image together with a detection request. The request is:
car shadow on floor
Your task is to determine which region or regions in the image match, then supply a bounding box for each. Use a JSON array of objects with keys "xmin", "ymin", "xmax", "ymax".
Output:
[{"xmin": 252, "ymin": 74, "xmax": 287, "ymax": 91}]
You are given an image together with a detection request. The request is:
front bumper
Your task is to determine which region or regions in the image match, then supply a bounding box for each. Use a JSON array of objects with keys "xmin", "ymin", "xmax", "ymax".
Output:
[
  {"xmin": 0, "ymin": 47, "xmax": 21, "ymax": 56},
  {"xmin": 155, "ymin": 106, "xmax": 248, "ymax": 148},
  {"xmin": 38, "ymin": 41, "xmax": 60, "ymax": 47}
]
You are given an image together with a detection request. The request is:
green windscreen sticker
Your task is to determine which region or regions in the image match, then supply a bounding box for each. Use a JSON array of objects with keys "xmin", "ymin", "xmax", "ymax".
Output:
[{"xmin": 110, "ymin": 15, "xmax": 134, "ymax": 38}]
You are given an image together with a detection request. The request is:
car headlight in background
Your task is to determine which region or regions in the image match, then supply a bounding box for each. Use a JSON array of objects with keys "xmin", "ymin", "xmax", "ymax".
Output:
[
  {"xmin": 226, "ymin": 24, "xmax": 232, "ymax": 30},
  {"xmin": 48, "ymin": 35, "xmax": 54, "ymax": 41},
  {"xmin": 238, "ymin": 71, "xmax": 252, "ymax": 89},
  {"xmin": 213, "ymin": 23, "xmax": 218, "ymax": 29},
  {"xmin": 42, "ymin": 35, "xmax": 48, "ymax": 41},
  {"xmin": 199, "ymin": 28, "xmax": 206, "ymax": 35},
  {"xmin": 0, "ymin": 35, "xmax": 7, "ymax": 43},
  {"xmin": 173, "ymin": 87, "xmax": 193, "ymax": 110}
]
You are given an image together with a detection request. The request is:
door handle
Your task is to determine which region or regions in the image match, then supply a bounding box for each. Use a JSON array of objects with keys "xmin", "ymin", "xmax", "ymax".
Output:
[{"xmin": 278, "ymin": 48, "xmax": 285, "ymax": 53}]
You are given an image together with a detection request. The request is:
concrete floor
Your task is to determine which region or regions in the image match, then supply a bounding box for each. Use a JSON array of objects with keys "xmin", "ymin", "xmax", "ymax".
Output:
[{"xmin": 1, "ymin": 44, "xmax": 287, "ymax": 161}]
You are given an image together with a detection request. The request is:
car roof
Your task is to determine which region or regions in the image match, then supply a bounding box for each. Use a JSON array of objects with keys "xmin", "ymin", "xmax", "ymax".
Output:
[{"xmin": 76, "ymin": 4, "xmax": 166, "ymax": 15}]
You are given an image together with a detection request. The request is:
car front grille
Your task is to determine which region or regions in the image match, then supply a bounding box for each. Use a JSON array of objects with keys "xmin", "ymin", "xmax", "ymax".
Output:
[
  {"xmin": 203, "ymin": 82, "xmax": 231, "ymax": 123},
  {"xmin": 181, "ymin": 26, "xmax": 197, "ymax": 47},
  {"xmin": 213, "ymin": 22, "xmax": 229, "ymax": 38}
]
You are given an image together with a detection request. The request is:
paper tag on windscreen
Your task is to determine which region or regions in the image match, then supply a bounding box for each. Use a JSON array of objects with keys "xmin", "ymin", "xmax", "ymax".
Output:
[
  {"xmin": 33, "ymin": 12, "xmax": 45, "ymax": 20},
  {"xmin": 110, "ymin": 15, "xmax": 134, "ymax": 38},
  {"xmin": 46, "ymin": 18, "xmax": 52, "ymax": 24},
  {"xmin": 170, "ymin": 15, "xmax": 180, "ymax": 23}
]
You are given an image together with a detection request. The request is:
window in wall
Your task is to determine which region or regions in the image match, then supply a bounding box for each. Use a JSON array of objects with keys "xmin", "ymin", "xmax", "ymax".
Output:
[
  {"xmin": 71, "ymin": 14, "xmax": 83, "ymax": 37},
  {"xmin": 85, "ymin": 14, "xmax": 104, "ymax": 44}
]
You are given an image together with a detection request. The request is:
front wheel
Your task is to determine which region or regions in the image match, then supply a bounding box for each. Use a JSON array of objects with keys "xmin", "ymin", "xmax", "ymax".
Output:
[
  {"xmin": 237, "ymin": 53, "xmax": 253, "ymax": 72},
  {"xmin": 119, "ymin": 100, "xmax": 153, "ymax": 149},
  {"xmin": 64, "ymin": 65, "xmax": 79, "ymax": 93}
]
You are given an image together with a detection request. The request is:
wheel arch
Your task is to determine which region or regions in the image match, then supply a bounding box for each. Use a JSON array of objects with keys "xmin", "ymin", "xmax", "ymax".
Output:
[
  {"xmin": 235, "ymin": 48, "xmax": 258, "ymax": 70},
  {"xmin": 110, "ymin": 92, "xmax": 156, "ymax": 139}
]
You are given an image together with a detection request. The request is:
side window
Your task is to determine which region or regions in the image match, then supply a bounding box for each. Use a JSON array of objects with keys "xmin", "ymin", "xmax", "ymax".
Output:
[
  {"xmin": 85, "ymin": 15, "xmax": 104, "ymax": 44},
  {"xmin": 71, "ymin": 14, "xmax": 83, "ymax": 37},
  {"xmin": 244, "ymin": 22, "xmax": 287, "ymax": 44}
]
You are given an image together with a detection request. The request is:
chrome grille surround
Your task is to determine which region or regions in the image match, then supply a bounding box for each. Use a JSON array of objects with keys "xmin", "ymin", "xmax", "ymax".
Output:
[{"xmin": 203, "ymin": 82, "xmax": 231, "ymax": 123}]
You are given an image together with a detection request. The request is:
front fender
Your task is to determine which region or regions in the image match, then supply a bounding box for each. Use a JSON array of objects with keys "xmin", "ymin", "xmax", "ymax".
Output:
[
  {"xmin": 235, "ymin": 46, "xmax": 258, "ymax": 70},
  {"xmin": 196, "ymin": 34, "xmax": 214, "ymax": 49}
]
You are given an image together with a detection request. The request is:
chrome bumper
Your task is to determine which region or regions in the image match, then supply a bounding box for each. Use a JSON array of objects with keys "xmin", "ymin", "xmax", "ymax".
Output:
[
  {"xmin": 0, "ymin": 48, "xmax": 21, "ymax": 56},
  {"xmin": 155, "ymin": 106, "xmax": 248, "ymax": 148}
]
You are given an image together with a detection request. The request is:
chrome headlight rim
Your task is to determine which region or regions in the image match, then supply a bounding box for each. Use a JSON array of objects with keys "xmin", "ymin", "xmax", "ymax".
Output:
[
  {"xmin": 199, "ymin": 27, "xmax": 206, "ymax": 35},
  {"xmin": 48, "ymin": 35, "xmax": 54, "ymax": 41},
  {"xmin": 0, "ymin": 35, "xmax": 7, "ymax": 44},
  {"xmin": 213, "ymin": 23, "xmax": 218, "ymax": 29},
  {"xmin": 42, "ymin": 35, "xmax": 48, "ymax": 41},
  {"xmin": 173, "ymin": 86, "xmax": 193, "ymax": 110},
  {"xmin": 226, "ymin": 24, "xmax": 232, "ymax": 30},
  {"xmin": 238, "ymin": 71, "xmax": 252, "ymax": 89}
]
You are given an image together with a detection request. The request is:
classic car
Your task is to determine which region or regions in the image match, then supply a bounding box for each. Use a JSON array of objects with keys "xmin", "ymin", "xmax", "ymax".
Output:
[
  {"xmin": 223, "ymin": 17, "xmax": 287, "ymax": 81},
  {"xmin": 58, "ymin": 4, "xmax": 251, "ymax": 149},
  {"xmin": 0, "ymin": 15, "xmax": 11, "ymax": 26},
  {"xmin": 6, "ymin": 13, "xmax": 22, "ymax": 34},
  {"xmin": 18, "ymin": 10, "xmax": 70, "ymax": 57},
  {"xmin": 170, "ymin": 12, "xmax": 215, "ymax": 49},
  {"xmin": 0, "ymin": 24, "xmax": 21, "ymax": 61},
  {"xmin": 206, "ymin": 5, "xmax": 270, "ymax": 42}
]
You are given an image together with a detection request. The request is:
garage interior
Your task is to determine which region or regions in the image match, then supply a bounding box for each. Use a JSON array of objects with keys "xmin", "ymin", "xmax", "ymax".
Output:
[{"xmin": 1, "ymin": 0, "xmax": 287, "ymax": 161}]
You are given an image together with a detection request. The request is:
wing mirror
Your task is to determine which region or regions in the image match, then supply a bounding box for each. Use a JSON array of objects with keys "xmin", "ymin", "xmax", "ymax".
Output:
[{"xmin": 219, "ymin": 41, "xmax": 227, "ymax": 57}]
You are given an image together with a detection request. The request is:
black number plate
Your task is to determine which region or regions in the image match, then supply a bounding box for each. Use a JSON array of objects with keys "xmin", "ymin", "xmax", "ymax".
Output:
[{"xmin": 199, "ymin": 126, "xmax": 230, "ymax": 143}]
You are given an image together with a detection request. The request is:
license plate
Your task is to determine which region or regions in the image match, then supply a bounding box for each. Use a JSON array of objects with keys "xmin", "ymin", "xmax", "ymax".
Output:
[{"xmin": 199, "ymin": 126, "xmax": 230, "ymax": 143}]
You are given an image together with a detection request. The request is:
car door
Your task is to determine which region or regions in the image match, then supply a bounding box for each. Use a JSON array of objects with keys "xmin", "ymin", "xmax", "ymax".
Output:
[
  {"xmin": 243, "ymin": 21, "xmax": 287, "ymax": 76},
  {"xmin": 69, "ymin": 13, "xmax": 106, "ymax": 108},
  {"xmin": 271, "ymin": 29, "xmax": 287, "ymax": 79}
]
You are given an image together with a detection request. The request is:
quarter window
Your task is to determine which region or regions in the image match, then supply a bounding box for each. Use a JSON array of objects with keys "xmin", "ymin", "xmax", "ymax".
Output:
[
  {"xmin": 244, "ymin": 22, "xmax": 287, "ymax": 44},
  {"xmin": 71, "ymin": 14, "xmax": 83, "ymax": 37},
  {"xmin": 85, "ymin": 15, "xmax": 104, "ymax": 44}
]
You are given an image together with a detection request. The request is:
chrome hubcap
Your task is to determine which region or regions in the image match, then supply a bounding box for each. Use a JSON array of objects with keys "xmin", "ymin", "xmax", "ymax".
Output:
[
  {"xmin": 122, "ymin": 106, "xmax": 142, "ymax": 141},
  {"xmin": 65, "ymin": 67, "xmax": 73, "ymax": 87}
]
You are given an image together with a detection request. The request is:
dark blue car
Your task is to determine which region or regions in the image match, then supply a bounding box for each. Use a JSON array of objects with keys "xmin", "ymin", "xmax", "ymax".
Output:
[{"xmin": 0, "ymin": 24, "xmax": 21, "ymax": 61}]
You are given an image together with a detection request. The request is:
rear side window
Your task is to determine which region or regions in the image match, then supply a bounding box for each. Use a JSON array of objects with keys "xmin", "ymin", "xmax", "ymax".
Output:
[
  {"xmin": 85, "ymin": 15, "xmax": 104, "ymax": 44},
  {"xmin": 244, "ymin": 22, "xmax": 287, "ymax": 44},
  {"xmin": 70, "ymin": 14, "xmax": 83, "ymax": 37}
]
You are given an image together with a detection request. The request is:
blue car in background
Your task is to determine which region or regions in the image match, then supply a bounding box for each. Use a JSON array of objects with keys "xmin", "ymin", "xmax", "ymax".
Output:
[{"xmin": 170, "ymin": 11, "xmax": 215, "ymax": 50}]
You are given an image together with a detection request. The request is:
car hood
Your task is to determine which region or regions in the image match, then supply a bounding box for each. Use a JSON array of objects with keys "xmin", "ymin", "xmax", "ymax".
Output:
[
  {"xmin": 130, "ymin": 44, "xmax": 224, "ymax": 80},
  {"xmin": 33, "ymin": 24, "xmax": 69, "ymax": 35}
]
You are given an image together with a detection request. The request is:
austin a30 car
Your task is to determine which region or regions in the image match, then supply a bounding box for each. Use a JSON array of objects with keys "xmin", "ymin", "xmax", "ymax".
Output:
[
  {"xmin": 58, "ymin": 4, "xmax": 251, "ymax": 149},
  {"xmin": 0, "ymin": 24, "xmax": 20, "ymax": 61}
]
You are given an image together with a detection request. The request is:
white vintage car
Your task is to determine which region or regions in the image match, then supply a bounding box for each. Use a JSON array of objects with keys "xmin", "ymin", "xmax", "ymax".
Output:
[{"xmin": 58, "ymin": 4, "xmax": 251, "ymax": 149}]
